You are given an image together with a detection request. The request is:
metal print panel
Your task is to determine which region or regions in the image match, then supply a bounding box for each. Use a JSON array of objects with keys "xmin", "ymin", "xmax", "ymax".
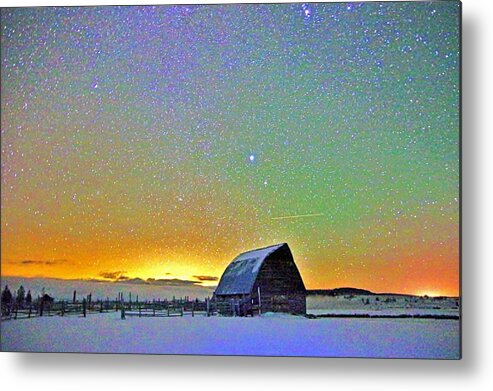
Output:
[{"xmin": 0, "ymin": 1, "xmax": 461, "ymax": 359}]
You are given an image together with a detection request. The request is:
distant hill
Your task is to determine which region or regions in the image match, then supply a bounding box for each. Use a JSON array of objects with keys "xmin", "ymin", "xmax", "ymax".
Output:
[
  {"xmin": 307, "ymin": 287, "xmax": 375, "ymax": 296},
  {"xmin": 306, "ymin": 288, "xmax": 449, "ymax": 298}
]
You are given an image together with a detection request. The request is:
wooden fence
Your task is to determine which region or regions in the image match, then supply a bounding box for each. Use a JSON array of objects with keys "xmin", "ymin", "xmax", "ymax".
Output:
[
  {"xmin": 1, "ymin": 296, "xmax": 251, "ymax": 321},
  {"xmin": 1, "ymin": 298, "xmax": 119, "ymax": 320},
  {"xmin": 1, "ymin": 291, "xmax": 270, "ymax": 322},
  {"xmin": 121, "ymin": 298, "xmax": 224, "ymax": 318}
]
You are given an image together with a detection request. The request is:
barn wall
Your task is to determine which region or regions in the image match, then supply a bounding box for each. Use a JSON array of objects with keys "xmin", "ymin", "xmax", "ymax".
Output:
[{"xmin": 254, "ymin": 247, "xmax": 306, "ymax": 315}]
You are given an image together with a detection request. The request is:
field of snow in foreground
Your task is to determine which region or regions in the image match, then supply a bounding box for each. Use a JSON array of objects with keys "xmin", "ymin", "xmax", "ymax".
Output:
[{"xmin": 1, "ymin": 312, "xmax": 460, "ymax": 359}]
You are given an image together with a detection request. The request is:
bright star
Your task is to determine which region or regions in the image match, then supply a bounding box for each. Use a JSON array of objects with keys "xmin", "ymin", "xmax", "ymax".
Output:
[
  {"xmin": 302, "ymin": 4, "xmax": 312, "ymax": 19},
  {"xmin": 249, "ymin": 154, "xmax": 255, "ymax": 162}
]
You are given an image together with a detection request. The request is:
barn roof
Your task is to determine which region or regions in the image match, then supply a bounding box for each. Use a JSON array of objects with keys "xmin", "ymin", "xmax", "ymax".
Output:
[{"xmin": 214, "ymin": 243, "xmax": 288, "ymax": 296}]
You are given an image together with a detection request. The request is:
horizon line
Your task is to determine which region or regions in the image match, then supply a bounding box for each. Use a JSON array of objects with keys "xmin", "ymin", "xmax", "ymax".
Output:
[{"xmin": 0, "ymin": 275, "xmax": 459, "ymax": 297}]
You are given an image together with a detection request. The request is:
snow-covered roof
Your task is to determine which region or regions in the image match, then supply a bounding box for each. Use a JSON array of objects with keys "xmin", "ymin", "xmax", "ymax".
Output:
[{"xmin": 214, "ymin": 243, "xmax": 288, "ymax": 295}]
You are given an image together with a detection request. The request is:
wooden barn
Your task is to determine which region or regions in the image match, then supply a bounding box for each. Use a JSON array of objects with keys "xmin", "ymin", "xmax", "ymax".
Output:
[{"xmin": 213, "ymin": 243, "xmax": 306, "ymax": 316}]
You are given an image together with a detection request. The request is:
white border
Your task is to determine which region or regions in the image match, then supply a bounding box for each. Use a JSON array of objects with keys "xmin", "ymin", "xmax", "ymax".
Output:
[{"xmin": 2, "ymin": 0, "xmax": 493, "ymax": 390}]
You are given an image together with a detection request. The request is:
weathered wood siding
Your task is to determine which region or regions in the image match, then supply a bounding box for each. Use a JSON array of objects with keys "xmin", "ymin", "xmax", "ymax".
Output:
[{"xmin": 253, "ymin": 246, "xmax": 306, "ymax": 315}]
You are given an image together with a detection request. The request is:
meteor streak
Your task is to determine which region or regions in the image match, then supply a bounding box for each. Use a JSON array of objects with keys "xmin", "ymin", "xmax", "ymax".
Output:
[{"xmin": 271, "ymin": 213, "xmax": 324, "ymax": 221}]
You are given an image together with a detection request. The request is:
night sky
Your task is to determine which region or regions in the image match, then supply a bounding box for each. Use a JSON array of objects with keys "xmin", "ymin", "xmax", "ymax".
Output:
[{"xmin": 1, "ymin": 2, "xmax": 460, "ymax": 295}]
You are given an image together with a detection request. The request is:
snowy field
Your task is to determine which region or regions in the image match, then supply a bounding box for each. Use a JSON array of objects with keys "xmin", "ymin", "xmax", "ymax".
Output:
[
  {"xmin": 307, "ymin": 294, "xmax": 460, "ymax": 317},
  {"xmin": 1, "ymin": 311, "xmax": 460, "ymax": 359},
  {"xmin": 1, "ymin": 278, "xmax": 460, "ymax": 358}
]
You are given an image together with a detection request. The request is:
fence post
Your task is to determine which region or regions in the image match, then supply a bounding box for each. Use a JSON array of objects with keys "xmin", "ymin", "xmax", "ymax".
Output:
[
  {"xmin": 61, "ymin": 300, "xmax": 65, "ymax": 316},
  {"xmin": 40, "ymin": 298, "xmax": 44, "ymax": 317},
  {"xmin": 258, "ymin": 286, "xmax": 262, "ymax": 316},
  {"xmin": 206, "ymin": 298, "xmax": 210, "ymax": 317},
  {"xmin": 83, "ymin": 298, "xmax": 87, "ymax": 317},
  {"xmin": 121, "ymin": 299, "xmax": 126, "ymax": 320},
  {"xmin": 192, "ymin": 301, "xmax": 194, "ymax": 317},
  {"xmin": 28, "ymin": 304, "xmax": 32, "ymax": 318},
  {"xmin": 139, "ymin": 303, "xmax": 141, "ymax": 317}
]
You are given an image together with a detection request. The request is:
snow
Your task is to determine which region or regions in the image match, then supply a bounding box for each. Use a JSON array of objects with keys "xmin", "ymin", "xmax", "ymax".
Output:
[
  {"xmin": 227, "ymin": 258, "xmax": 259, "ymax": 276},
  {"xmin": 215, "ymin": 243, "xmax": 287, "ymax": 295},
  {"xmin": 251, "ymin": 257, "xmax": 264, "ymax": 273},
  {"xmin": 1, "ymin": 280, "xmax": 460, "ymax": 359},
  {"xmin": 307, "ymin": 294, "xmax": 460, "ymax": 317},
  {"xmin": 225, "ymin": 244, "xmax": 282, "ymax": 277},
  {"xmin": 307, "ymin": 308, "xmax": 458, "ymax": 317},
  {"xmin": 233, "ymin": 243, "xmax": 285, "ymax": 264},
  {"xmin": 1, "ymin": 311, "xmax": 460, "ymax": 359}
]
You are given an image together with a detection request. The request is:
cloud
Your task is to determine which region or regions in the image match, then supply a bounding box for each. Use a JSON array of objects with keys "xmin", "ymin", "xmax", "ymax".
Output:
[
  {"xmin": 114, "ymin": 277, "xmax": 148, "ymax": 285},
  {"xmin": 97, "ymin": 272, "xmax": 201, "ymax": 287},
  {"xmin": 193, "ymin": 275, "xmax": 219, "ymax": 282},
  {"xmin": 99, "ymin": 271, "xmax": 127, "ymax": 280},
  {"xmin": 113, "ymin": 277, "xmax": 203, "ymax": 286},
  {"xmin": 7, "ymin": 259, "xmax": 69, "ymax": 266},
  {"xmin": 150, "ymin": 278, "xmax": 200, "ymax": 286},
  {"xmin": 7, "ymin": 266, "xmax": 215, "ymax": 289}
]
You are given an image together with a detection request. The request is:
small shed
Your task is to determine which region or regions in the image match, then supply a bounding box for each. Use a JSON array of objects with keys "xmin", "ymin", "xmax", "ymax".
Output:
[{"xmin": 214, "ymin": 243, "xmax": 306, "ymax": 315}]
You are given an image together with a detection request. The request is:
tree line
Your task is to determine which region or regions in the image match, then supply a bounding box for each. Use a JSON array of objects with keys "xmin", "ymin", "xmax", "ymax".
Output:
[{"xmin": 1, "ymin": 285, "xmax": 54, "ymax": 316}]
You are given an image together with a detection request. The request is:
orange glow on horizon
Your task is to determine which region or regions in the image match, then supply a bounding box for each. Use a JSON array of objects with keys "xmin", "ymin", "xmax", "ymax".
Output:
[{"xmin": 1, "ymin": 237, "xmax": 460, "ymax": 296}]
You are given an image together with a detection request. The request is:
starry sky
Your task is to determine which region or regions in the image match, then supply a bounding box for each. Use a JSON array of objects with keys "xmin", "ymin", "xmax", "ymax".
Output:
[{"xmin": 1, "ymin": 2, "xmax": 460, "ymax": 296}]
